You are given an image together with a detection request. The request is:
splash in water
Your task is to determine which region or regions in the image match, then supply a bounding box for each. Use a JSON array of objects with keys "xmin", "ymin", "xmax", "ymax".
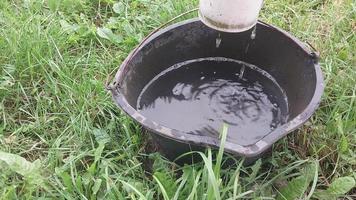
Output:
[{"xmin": 239, "ymin": 64, "xmax": 245, "ymax": 79}]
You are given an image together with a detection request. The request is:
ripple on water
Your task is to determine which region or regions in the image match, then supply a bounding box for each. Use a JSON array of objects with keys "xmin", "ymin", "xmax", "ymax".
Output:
[{"xmin": 137, "ymin": 57, "xmax": 289, "ymax": 146}]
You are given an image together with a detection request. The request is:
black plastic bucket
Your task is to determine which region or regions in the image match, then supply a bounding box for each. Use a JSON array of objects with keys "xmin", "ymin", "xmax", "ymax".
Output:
[{"xmin": 108, "ymin": 19, "xmax": 324, "ymax": 163}]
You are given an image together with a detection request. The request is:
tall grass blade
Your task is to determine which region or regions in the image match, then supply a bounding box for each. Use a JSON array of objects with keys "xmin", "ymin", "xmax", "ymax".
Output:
[
  {"xmin": 197, "ymin": 151, "xmax": 221, "ymax": 200},
  {"xmin": 153, "ymin": 175, "xmax": 170, "ymax": 200},
  {"xmin": 119, "ymin": 180, "xmax": 147, "ymax": 200},
  {"xmin": 214, "ymin": 123, "xmax": 228, "ymax": 177}
]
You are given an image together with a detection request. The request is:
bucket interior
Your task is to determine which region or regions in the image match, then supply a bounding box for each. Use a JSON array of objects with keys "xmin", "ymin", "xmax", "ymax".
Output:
[{"xmin": 117, "ymin": 20, "xmax": 318, "ymax": 147}]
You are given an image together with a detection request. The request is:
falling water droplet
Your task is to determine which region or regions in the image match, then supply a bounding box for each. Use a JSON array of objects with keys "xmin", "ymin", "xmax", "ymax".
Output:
[
  {"xmin": 239, "ymin": 65, "xmax": 245, "ymax": 79},
  {"xmin": 251, "ymin": 25, "xmax": 257, "ymax": 40},
  {"xmin": 216, "ymin": 33, "xmax": 222, "ymax": 48},
  {"xmin": 244, "ymin": 43, "xmax": 250, "ymax": 54}
]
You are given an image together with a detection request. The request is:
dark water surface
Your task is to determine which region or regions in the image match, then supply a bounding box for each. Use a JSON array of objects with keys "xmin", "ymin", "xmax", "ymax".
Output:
[{"xmin": 137, "ymin": 57, "xmax": 288, "ymax": 146}]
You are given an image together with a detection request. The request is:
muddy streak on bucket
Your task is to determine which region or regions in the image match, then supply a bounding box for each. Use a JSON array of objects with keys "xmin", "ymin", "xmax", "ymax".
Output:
[{"xmin": 137, "ymin": 57, "xmax": 289, "ymax": 146}]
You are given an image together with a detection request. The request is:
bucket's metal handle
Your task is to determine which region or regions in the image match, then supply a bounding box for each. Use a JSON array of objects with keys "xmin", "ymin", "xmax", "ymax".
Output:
[
  {"xmin": 105, "ymin": 8, "xmax": 199, "ymax": 91},
  {"xmin": 259, "ymin": 20, "xmax": 320, "ymax": 63},
  {"xmin": 305, "ymin": 41, "xmax": 320, "ymax": 63}
]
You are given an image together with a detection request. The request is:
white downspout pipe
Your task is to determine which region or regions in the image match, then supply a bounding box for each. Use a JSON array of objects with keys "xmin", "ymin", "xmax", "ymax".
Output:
[{"xmin": 199, "ymin": 0, "xmax": 264, "ymax": 33}]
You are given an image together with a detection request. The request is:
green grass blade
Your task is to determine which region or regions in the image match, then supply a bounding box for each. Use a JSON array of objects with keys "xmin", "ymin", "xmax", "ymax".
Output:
[
  {"xmin": 233, "ymin": 159, "xmax": 245, "ymax": 198},
  {"xmin": 187, "ymin": 170, "xmax": 202, "ymax": 200},
  {"xmin": 119, "ymin": 180, "xmax": 147, "ymax": 200},
  {"xmin": 306, "ymin": 160, "xmax": 319, "ymax": 200},
  {"xmin": 153, "ymin": 175, "xmax": 170, "ymax": 200},
  {"xmin": 197, "ymin": 151, "xmax": 221, "ymax": 200},
  {"xmin": 214, "ymin": 123, "xmax": 228, "ymax": 178}
]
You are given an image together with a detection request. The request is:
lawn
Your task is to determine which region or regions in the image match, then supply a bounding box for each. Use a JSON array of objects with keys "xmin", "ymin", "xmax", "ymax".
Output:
[{"xmin": 0, "ymin": 0, "xmax": 355, "ymax": 199}]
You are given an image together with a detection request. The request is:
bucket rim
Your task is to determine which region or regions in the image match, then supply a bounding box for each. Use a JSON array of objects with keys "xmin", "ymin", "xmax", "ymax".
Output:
[{"xmin": 110, "ymin": 18, "xmax": 324, "ymax": 158}]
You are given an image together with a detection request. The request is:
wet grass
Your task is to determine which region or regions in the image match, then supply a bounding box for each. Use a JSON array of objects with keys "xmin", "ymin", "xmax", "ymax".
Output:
[{"xmin": 0, "ymin": 0, "xmax": 355, "ymax": 199}]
